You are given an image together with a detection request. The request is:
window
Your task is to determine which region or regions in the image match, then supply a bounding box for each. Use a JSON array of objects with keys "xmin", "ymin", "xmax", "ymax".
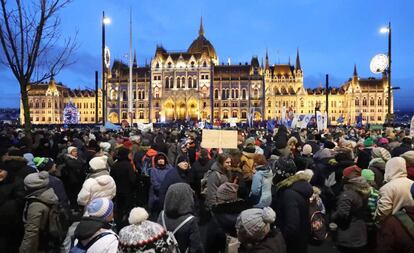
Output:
[
  {"xmin": 177, "ymin": 77, "xmax": 181, "ymax": 88},
  {"xmin": 232, "ymin": 111, "xmax": 238, "ymax": 118},
  {"xmin": 142, "ymin": 91, "xmax": 145, "ymax": 99},
  {"xmin": 41, "ymin": 101, "xmax": 45, "ymax": 108},
  {"xmin": 122, "ymin": 112, "xmax": 127, "ymax": 119},
  {"xmin": 231, "ymin": 89, "xmax": 235, "ymax": 98},
  {"xmin": 222, "ymin": 90, "xmax": 226, "ymax": 100},
  {"xmin": 226, "ymin": 89, "xmax": 230, "ymax": 99},
  {"xmin": 134, "ymin": 90, "xmax": 137, "ymax": 99},
  {"xmin": 191, "ymin": 61, "xmax": 195, "ymax": 67},
  {"xmin": 139, "ymin": 111, "xmax": 144, "ymax": 119},
  {"xmin": 370, "ymin": 98, "xmax": 375, "ymax": 106},
  {"xmin": 203, "ymin": 61, "xmax": 207, "ymax": 67},
  {"xmin": 214, "ymin": 89, "xmax": 219, "ymax": 99},
  {"xmin": 385, "ymin": 98, "xmax": 389, "ymax": 106},
  {"xmin": 355, "ymin": 98, "xmax": 359, "ymax": 106},
  {"xmin": 378, "ymin": 116, "xmax": 382, "ymax": 121},
  {"xmin": 241, "ymin": 111, "xmax": 247, "ymax": 118},
  {"xmin": 235, "ymin": 90, "xmax": 239, "ymax": 98},
  {"xmin": 188, "ymin": 77, "xmax": 192, "ymax": 88},
  {"xmin": 242, "ymin": 89, "xmax": 247, "ymax": 99},
  {"xmin": 268, "ymin": 101, "xmax": 271, "ymax": 107},
  {"xmin": 155, "ymin": 102, "xmax": 159, "ymax": 107},
  {"xmin": 165, "ymin": 78, "xmax": 170, "ymax": 88},
  {"xmin": 223, "ymin": 111, "xmax": 228, "ymax": 119},
  {"xmin": 362, "ymin": 97, "xmax": 367, "ymax": 106},
  {"xmin": 203, "ymin": 102, "xmax": 207, "ymax": 108},
  {"xmin": 300, "ymin": 99, "xmax": 304, "ymax": 107},
  {"xmin": 378, "ymin": 98, "xmax": 382, "ymax": 106},
  {"xmin": 47, "ymin": 102, "xmax": 51, "ymax": 108},
  {"xmin": 254, "ymin": 89, "xmax": 259, "ymax": 98},
  {"xmin": 122, "ymin": 90, "xmax": 127, "ymax": 101},
  {"xmin": 156, "ymin": 62, "xmax": 160, "ymax": 68},
  {"xmin": 168, "ymin": 62, "xmax": 172, "ymax": 68}
]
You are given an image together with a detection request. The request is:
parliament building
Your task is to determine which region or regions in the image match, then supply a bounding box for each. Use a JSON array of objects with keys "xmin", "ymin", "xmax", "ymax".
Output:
[{"xmin": 21, "ymin": 19, "xmax": 393, "ymax": 125}]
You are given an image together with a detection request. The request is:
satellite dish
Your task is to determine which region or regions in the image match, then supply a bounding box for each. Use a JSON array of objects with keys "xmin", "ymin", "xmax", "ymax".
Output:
[{"xmin": 370, "ymin": 54, "xmax": 388, "ymax": 74}]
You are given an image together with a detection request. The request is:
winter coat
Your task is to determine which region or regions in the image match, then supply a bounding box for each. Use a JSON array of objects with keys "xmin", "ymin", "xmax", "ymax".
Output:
[
  {"xmin": 148, "ymin": 163, "xmax": 174, "ymax": 211},
  {"xmin": 2, "ymin": 155, "xmax": 36, "ymax": 180},
  {"xmin": 391, "ymin": 143, "xmax": 412, "ymax": 158},
  {"xmin": 376, "ymin": 161, "xmax": 414, "ymax": 222},
  {"xmin": 240, "ymin": 151, "xmax": 255, "ymax": 181},
  {"xmin": 272, "ymin": 173, "xmax": 313, "ymax": 253},
  {"xmin": 159, "ymin": 166, "xmax": 195, "ymax": 209},
  {"xmin": 212, "ymin": 199, "xmax": 250, "ymax": 236},
  {"xmin": 239, "ymin": 228, "xmax": 287, "ymax": 253},
  {"xmin": 48, "ymin": 175, "xmax": 69, "ymax": 208},
  {"xmin": 332, "ymin": 177, "xmax": 371, "ymax": 248},
  {"xmin": 62, "ymin": 154, "xmax": 86, "ymax": 187},
  {"xmin": 206, "ymin": 162, "xmax": 229, "ymax": 208},
  {"xmin": 74, "ymin": 216, "xmax": 119, "ymax": 253},
  {"xmin": 376, "ymin": 206, "xmax": 414, "ymax": 253},
  {"xmin": 357, "ymin": 148, "xmax": 372, "ymax": 169},
  {"xmin": 250, "ymin": 165, "xmax": 273, "ymax": 208},
  {"xmin": 110, "ymin": 158, "xmax": 137, "ymax": 195},
  {"xmin": 158, "ymin": 183, "xmax": 203, "ymax": 253},
  {"xmin": 77, "ymin": 170, "xmax": 116, "ymax": 206},
  {"xmin": 19, "ymin": 188, "xmax": 59, "ymax": 253},
  {"xmin": 192, "ymin": 157, "xmax": 215, "ymax": 196}
]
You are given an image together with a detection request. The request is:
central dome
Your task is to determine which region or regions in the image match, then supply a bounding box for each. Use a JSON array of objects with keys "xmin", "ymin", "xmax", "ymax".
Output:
[{"xmin": 187, "ymin": 18, "xmax": 218, "ymax": 63}]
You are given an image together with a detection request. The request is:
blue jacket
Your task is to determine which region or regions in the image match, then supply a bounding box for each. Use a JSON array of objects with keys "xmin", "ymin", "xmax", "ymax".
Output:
[
  {"xmin": 148, "ymin": 164, "xmax": 174, "ymax": 210},
  {"xmin": 250, "ymin": 166, "xmax": 273, "ymax": 208}
]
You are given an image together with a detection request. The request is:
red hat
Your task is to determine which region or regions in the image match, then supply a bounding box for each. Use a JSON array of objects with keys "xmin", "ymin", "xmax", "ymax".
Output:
[
  {"xmin": 123, "ymin": 140, "xmax": 133, "ymax": 149},
  {"xmin": 343, "ymin": 165, "xmax": 361, "ymax": 178}
]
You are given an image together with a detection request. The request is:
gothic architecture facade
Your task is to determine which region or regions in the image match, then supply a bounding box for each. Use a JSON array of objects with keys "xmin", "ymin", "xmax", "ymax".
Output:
[{"xmin": 21, "ymin": 19, "xmax": 392, "ymax": 125}]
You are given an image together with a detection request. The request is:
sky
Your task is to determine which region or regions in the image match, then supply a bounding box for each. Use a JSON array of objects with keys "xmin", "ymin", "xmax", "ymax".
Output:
[{"xmin": 0, "ymin": 0, "xmax": 413, "ymax": 110}]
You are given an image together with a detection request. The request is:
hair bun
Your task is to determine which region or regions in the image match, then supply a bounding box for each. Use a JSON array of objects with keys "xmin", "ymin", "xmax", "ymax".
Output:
[{"xmin": 262, "ymin": 207, "xmax": 276, "ymax": 224}]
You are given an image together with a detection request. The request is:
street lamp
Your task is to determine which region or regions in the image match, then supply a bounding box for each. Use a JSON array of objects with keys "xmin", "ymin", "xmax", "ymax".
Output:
[
  {"xmin": 380, "ymin": 22, "xmax": 392, "ymax": 124},
  {"xmin": 102, "ymin": 12, "xmax": 111, "ymax": 125}
]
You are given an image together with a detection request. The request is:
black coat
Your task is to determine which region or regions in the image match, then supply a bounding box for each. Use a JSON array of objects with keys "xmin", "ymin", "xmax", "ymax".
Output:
[
  {"xmin": 239, "ymin": 228, "xmax": 287, "ymax": 253},
  {"xmin": 391, "ymin": 143, "xmax": 412, "ymax": 158},
  {"xmin": 159, "ymin": 167, "xmax": 195, "ymax": 208},
  {"xmin": 272, "ymin": 180, "xmax": 313, "ymax": 253},
  {"xmin": 212, "ymin": 200, "xmax": 250, "ymax": 236},
  {"xmin": 3, "ymin": 156, "xmax": 36, "ymax": 180},
  {"xmin": 110, "ymin": 159, "xmax": 137, "ymax": 195},
  {"xmin": 357, "ymin": 148, "xmax": 372, "ymax": 169}
]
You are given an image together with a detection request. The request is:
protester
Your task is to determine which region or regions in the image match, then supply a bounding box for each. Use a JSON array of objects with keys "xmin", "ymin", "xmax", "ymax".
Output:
[
  {"xmin": 62, "ymin": 146, "xmax": 86, "ymax": 210},
  {"xmin": 249, "ymin": 154, "xmax": 273, "ymax": 208},
  {"xmin": 205, "ymin": 153, "xmax": 232, "ymax": 208}
]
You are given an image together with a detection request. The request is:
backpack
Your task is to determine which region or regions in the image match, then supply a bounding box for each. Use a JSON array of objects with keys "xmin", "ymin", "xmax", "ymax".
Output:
[
  {"xmin": 141, "ymin": 154, "xmax": 156, "ymax": 177},
  {"xmin": 26, "ymin": 199, "xmax": 71, "ymax": 246},
  {"xmin": 309, "ymin": 199, "xmax": 328, "ymax": 243},
  {"xmin": 200, "ymin": 169, "xmax": 219, "ymax": 196},
  {"xmin": 69, "ymin": 232, "xmax": 113, "ymax": 253},
  {"xmin": 161, "ymin": 210, "xmax": 194, "ymax": 253}
]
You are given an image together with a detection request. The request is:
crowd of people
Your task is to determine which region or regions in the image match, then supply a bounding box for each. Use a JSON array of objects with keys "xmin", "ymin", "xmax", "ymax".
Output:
[{"xmin": 0, "ymin": 123, "xmax": 414, "ymax": 253}]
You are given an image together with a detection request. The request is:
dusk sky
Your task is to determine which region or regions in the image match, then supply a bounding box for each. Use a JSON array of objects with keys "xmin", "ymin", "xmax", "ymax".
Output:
[{"xmin": 1, "ymin": 0, "xmax": 413, "ymax": 110}]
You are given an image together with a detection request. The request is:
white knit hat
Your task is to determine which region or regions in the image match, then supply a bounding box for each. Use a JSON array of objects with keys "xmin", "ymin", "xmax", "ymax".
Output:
[
  {"xmin": 302, "ymin": 144, "xmax": 313, "ymax": 156},
  {"xmin": 85, "ymin": 198, "xmax": 113, "ymax": 219},
  {"xmin": 67, "ymin": 146, "xmax": 77, "ymax": 154},
  {"xmin": 128, "ymin": 207, "xmax": 149, "ymax": 225},
  {"xmin": 99, "ymin": 142, "xmax": 111, "ymax": 152},
  {"xmin": 89, "ymin": 156, "xmax": 108, "ymax": 171}
]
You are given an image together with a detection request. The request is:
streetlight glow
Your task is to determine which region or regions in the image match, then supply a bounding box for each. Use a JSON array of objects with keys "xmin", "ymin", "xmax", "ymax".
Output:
[
  {"xmin": 103, "ymin": 17, "xmax": 111, "ymax": 25},
  {"xmin": 380, "ymin": 27, "xmax": 389, "ymax": 34}
]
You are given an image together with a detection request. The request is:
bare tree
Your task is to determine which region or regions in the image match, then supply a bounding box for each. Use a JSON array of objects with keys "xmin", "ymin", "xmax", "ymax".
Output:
[{"xmin": 0, "ymin": 0, "xmax": 77, "ymax": 133}]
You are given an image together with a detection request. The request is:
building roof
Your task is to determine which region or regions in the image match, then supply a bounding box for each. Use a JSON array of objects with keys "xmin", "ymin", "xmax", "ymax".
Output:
[{"xmin": 187, "ymin": 18, "xmax": 217, "ymax": 61}]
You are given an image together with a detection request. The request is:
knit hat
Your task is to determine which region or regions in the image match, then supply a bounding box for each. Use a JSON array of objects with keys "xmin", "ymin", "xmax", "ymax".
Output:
[
  {"xmin": 85, "ymin": 198, "xmax": 113, "ymax": 219},
  {"xmin": 24, "ymin": 171, "xmax": 50, "ymax": 190},
  {"xmin": 302, "ymin": 144, "xmax": 312, "ymax": 156},
  {"xmin": 67, "ymin": 146, "xmax": 77, "ymax": 154},
  {"xmin": 216, "ymin": 182, "xmax": 239, "ymax": 204},
  {"xmin": 244, "ymin": 137, "xmax": 256, "ymax": 147},
  {"xmin": 23, "ymin": 153, "xmax": 36, "ymax": 169},
  {"xmin": 272, "ymin": 157, "xmax": 297, "ymax": 184},
  {"xmin": 34, "ymin": 157, "xmax": 55, "ymax": 171},
  {"xmin": 364, "ymin": 137, "xmax": 374, "ymax": 148},
  {"xmin": 176, "ymin": 155, "xmax": 188, "ymax": 165},
  {"xmin": 119, "ymin": 208, "xmax": 170, "ymax": 253},
  {"xmin": 243, "ymin": 145, "xmax": 256, "ymax": 154},
  {"xmin": 89, "ymin": 156, "xmax": 108, "ymax": 171},
  {"xmin": 377, "ymin": 137, "xmax": 389, "ymax": 145},
  {"xmin": 400, "ymin": 151, "xmax": 414, "ymax": 167},
  {"xmin": 343, "ymin": 165, "xmax": 362, "ymax": 178},
  {"xmin": 236, "ymin": 207, "xmax": 276, "ymax": 242},
  {"xmin": 371, "ymin": 147, "xmax": 391, "ymax": 161},
  {"xmin": 324, "ymin": 141, "xmax": 336, "ymax": 149},
  {"xmin": 130, "ymin": 135, "xmax": 141, "ymax": 144},
  {"xmin": 361, "ymin": 169, "xmax": 375, "ymax": 182},
  {"xmin": 99, "ymin": 142, "xmax": 111, "ymax": 152}
]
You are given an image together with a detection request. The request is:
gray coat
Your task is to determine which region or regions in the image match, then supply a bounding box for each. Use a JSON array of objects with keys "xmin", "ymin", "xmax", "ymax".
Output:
[
  {"xmin": 206, "ymin": 162, "xmax": 229, "ymax": 208},
  {"xmin": 19, "ymin": 188, "xmax": 59, "ymax": 253}
]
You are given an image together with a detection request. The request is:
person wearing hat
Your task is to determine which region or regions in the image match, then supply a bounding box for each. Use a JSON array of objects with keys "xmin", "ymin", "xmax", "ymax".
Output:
[
  {"xmin": 391, "ymin": 136, "xmax": 413, "ymax": 158},
  {"xmin": 34, "ymin": 157, "xmax": 69, "ymax": 208},
  {"xmin": 367, "ymin": 147, "xmax": 391, "ymax": 188},
  {"xmin": 77, "ymin": 156, "xmax": 116, "ymax": 207},
  {"xmin": 240, "ymin": 141, "xmax": 256, "ymax": 182},
  {"xmin": 110, "ymin": 147, "xmax": 137, "ymax": 230},
  {"xmin": 356, "ymin": 137, "xmax": 375, "ymax": 170},
  {"xmin": 270, "ymin": 161, "xmax": 311, "ymax": 253},
  {"xmin": 205, "ymin": 153, "xmax": 233, "ymax": 209},
  {"xmin": 331, "ymin": 175, "xmax": 371, "ymax": 253},
  {"xmin": 0, "ymin": 160, "xmax": 25, "ymax": 252},
  {"xmin": 157, "ymin": 183, "xmax": 203, "ymax": 253},
  {"xmin": 73, "ymin": 198, "xmax": 119, "ymax": 253},
  {"xmin": 400, "ymin": 150, "xmax": 414, "ymax": 180},
  {"xmin": 158, "ymin": 155, "xmax": 195, "ymax": 209},
  {"xmin": 118, "ymin": 207, "xmax": 171, "ymax": 253},
  {"xmin": 236, "ymin": 207, "xmax": 286, "ymax": 253},
  {"xmin": 376, "ymin": 157, "xmax": 414, "ymax": 223},
  {"xmin": 250, "ymin": 154, "xmax": 273, "ymax": 208},
  {"xmin": 20, "ymin": 171, "xmax": 60, "ymax": 253},
  {"xmin": 62, "ymin": 146, "xmax": 86, "ymax": 211}
]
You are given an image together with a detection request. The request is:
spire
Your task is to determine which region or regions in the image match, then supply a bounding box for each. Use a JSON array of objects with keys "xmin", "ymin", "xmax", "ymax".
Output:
[
  {"xmin": 353, "ymin": 64, "xmax": 358, "ymax": 76},
  {"xmin": 133, "ymin": 49, "xmax": 137, "ymax": 67},
  {"xmin": 288, "ymin": 56, "xmax": 291, "ymax": 65},
  {"xmin": 295, "ymin": 48, "xmax": 301, "ymax": 70},
  {"xmin": 199, "ymin": 16, "xmax": 205, "ymax": 36},
  {"xmin": 265, "ymin": 48, "xmax": 269, "ymax": 69}
]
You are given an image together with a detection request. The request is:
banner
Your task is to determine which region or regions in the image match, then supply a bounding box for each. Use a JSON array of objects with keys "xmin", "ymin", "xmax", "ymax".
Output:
[
  {"xmin": 198, "ymin": 121, "xmax": 205, "ymax": 129},
  {"xmin": 104, "ymin": 122, "xmax": 121, "ymax": 131},
  {"xmin": 281, "ymin": 106, "xmax": 287, "ymax": 126},
  {"xmin": 410, "ymin": 116, "xmax": 414, "ymax": 137},
  {"xmin": 316, "ymin": 111, "xmax": 323, "ymax": 132},
  {"xmin": 228, "ymin": 118, "xmax": 237, "ymax": 127},
  {"xmin": 201, "ymin": 129, "xmax": 238, "ymax": 149},
  {"xmin": 301, "ymin": 114, "xmax": 312, "ymax": 129},
  {"xmin": 290, "ymin": 114, "xmax": 299, "ymax": 129},
  {"xmin": 137, "ymin": 122, "xmax": 153, "ymax": 132}
]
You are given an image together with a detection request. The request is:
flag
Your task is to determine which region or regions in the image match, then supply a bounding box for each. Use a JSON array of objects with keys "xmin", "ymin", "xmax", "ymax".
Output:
[
  {"xmin": 267, "ymin": 120, "xmax": 276, "ymax": 131},
  {"xmin": 198, "ymin": 121, "xmax": 205, "ymax": 129},
  {"xmin": 301, "ymin": 114, "xmax": 312, "ymax": 129},
  {"xmin": 323, "ymin": 111, "xmax": 328, "ymax": 129},
  {"xmin": 356, "ymin": 113, "xmax": 363, "ymax": 128},
  {"xmin": 290, "ymin": 114, "xmax": 299, "ymax": 129},
  {"xmin": 137, "ymin": 123, "xmax": 153, "ymax": 132},
  {"xmin": 316, "ymin": 111, "xmax": 323, "ymax": 132},
  {"xmin": 281, "ymin": 106, "xmax": 287, "ymax": 126}
]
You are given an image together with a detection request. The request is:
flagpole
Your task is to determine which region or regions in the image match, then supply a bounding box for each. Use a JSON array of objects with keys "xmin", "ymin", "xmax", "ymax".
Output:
[{"xmin": 128, "ymin": 8, "xmax": 133, "ymax": 127}]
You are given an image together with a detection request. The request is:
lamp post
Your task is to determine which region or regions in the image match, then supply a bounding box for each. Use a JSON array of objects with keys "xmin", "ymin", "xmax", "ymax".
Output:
[
  {"xmin": 102, "ymin": 12, "xmax": 111, "ymax": 125},
  {"xmin": 380, "ymin": 22, "xmax": 392, "ymax": 124}
]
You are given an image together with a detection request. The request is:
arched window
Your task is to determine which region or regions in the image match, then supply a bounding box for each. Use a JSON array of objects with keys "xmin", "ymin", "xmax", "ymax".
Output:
[
  {"xmin": 142, "ymin": 91, "xmax": 145, "ymax": 99},
  {"xmin": 156, "ymin": 62, "xmax": 160, "ymax": 68},
  {"xmin": 167, "ymin": 62, "xmax": 172, "ymax": 68},
  {"xmin": 355, "ymin": 98, "xmax": 359, "ymax": 106},
  {"xmin": 378, "ymin": 98, "xmax": 382, "ymax": 106},
  {"xmin": 134, "ymin": 90, "xmax": 137, "ymax": 100},
  {"xmin": 165, "ymin": 78, "xmax": 170, "ymax": 88},
  {"xmin": 222, "ymin": 90, "xmax": 226, "ymax": 100},
  {"xmin": 182, "ymin": 77, "xmax": 185, "ymax": 88},
  {"xmin": 226, "ymin": 89, "xmax": 230, "ymax": 99},
  {"xmin": 231, "ymin": 89, "xmax": 235, "ymax": 98},
  {"xmin": 370, "ymin": 97, "xmax": 375, "ymax": 106},
  {"xmin": 235, "ymin": 90, "xmax": 239, "ymax": 98},
  {"xmin": 188, "ymin": 77, "xmax": 192, "ymax": 88},
  {"xmin": 203, "ymin": 61, "xmax": 207, "ymax": 67},
  {"xmin": 242, "ymin": 89, "xmax": 247, "ymax": 99},
  {"xmin": 193, "ymin": 77, "xmax": 197, "ymax": 88},
  {"xmin": 385, "ymin": 97, "xmax": 389, "ymax": 106},
  {"xmin": 300, "ymin": 98, "xmax": 304, "ymax": 107},
  {"xmin": 362, "ymin": 97, "xmax": 367, "ymax": 106},
  {"xmin": 122, "ymin": 90, "xmax": 127, "ymax": 101},
  {"xmin": 48, "ymin": 101, "xmax": 51, "ymax": 108},
  {"xmin": 169, "ymin": 77, "xmax": 174, "ymax": 88},
  {"xmin": 177, "ymin": 77, "xmax": 181, "ymax": 88},
  {"xmin": 34, "ymin": 102, "xmax": 38, "ymax": 108},
  {"xmin": 214, "ymin": 89, "xmax": 219, "ymax": 99}
]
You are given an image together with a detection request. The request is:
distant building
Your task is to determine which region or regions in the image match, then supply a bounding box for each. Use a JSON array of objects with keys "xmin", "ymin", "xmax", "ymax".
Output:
[{"xmin": 21, "ymin": 18, "xmax": 392, "ymax": 125}]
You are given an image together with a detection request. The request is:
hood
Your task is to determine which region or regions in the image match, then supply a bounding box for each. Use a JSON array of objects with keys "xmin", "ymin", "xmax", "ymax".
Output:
[
  {"xmin": 74, "ymin": 216, "xmax": 110, "ymax": 240},
  {"xmin": 94, "ymin": 174, "xmax": 115, "ymax": 187},
  {"xmin": 277, "ymin": 172, "xmax": 312, "ymax": 191},
  {"xmin": 155, "ymin": 152, "xmax": 169, "ymax": 165},
  {"xmin": 384, "ymin": 157, "xmax": 407, "ymax": 182},
  {"xmin": 27, "ymin": 188, "xmax": 59, "ymax": 205},
  {"xmin": 164, "ymin": 183, "xmax": 194, "ymax": 218},
  {"xmin": 343, "ymin": 176, "xmax": 371, "ymax": 197},
  {"xmin": 256, "ymin": 166, "xmax": 272, "ymax": 178},
  {"xmin": 369, "ymin": 158, "xmax": 386, "ymax": 171},
  {"xmin": 211, "ymin": 161, "xmax": 225, "ymax": 174},
  {"xmin": 289, "ymin": 180, "xmax": 313, "ymax": 199},
  {"xmin": 3, "ymin": 155, "xmax": 27, "ymax": 169},
  {"xmin": 401, "ymin": 151, "xmax": 414, "ymax": 167}
]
